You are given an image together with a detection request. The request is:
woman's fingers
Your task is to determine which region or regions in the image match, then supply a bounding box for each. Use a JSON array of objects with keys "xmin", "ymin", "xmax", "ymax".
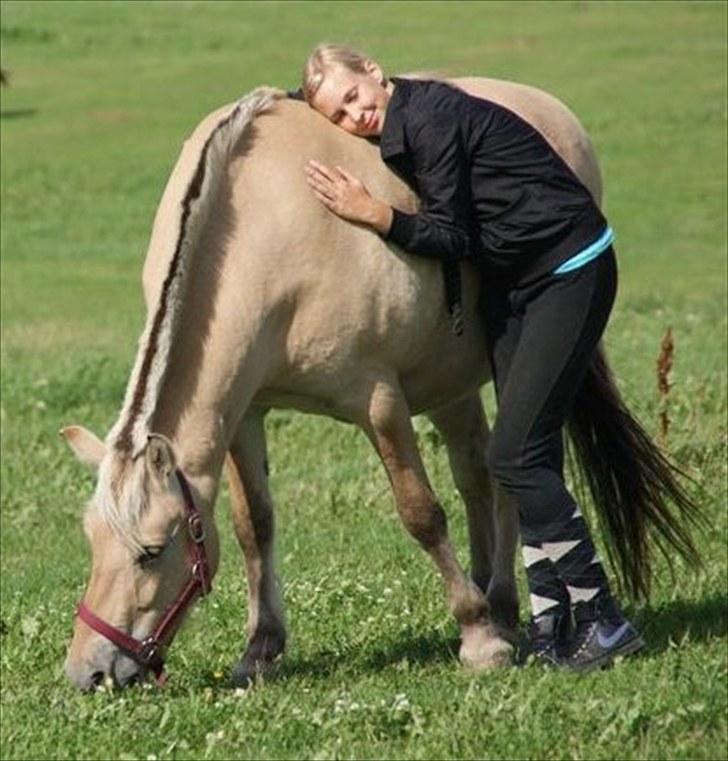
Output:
[
  {"xmin": 308, "ymin": 160, "xmax": 358, "ymax": 189},
  {"xmin": 310, "ymin": 186, "xmax": 336, "ymax": 209},
  {"xmin": 306, "ymin": 172, "xmax": 337, "ymax": 201},
  {"xmin": 307, "ymin": 159, "xmax": 339, "ymax": 183},
  {"xmin": 334, "ymin": 165, "xmax": 357, "ymax": 183},
  {"xmin": 306, "ymin": 163, "xmax": 343, "ymax": 194},
  {"xmin": 306, "ymin": 171, "xmax": 341, "ymax": 211},
  {"xmin": 306, "ymin": 160, "xmax": 353, "ymax": 211},
  {"xmin": 305, "ymin": 160, "xmax": 368, "ymax": 220}
]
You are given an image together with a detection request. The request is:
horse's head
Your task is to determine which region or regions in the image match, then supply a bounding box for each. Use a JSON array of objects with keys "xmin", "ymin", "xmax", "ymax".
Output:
[{"xmin": 61, "ymin": 425, "xmax": 219, "ymax": 689}]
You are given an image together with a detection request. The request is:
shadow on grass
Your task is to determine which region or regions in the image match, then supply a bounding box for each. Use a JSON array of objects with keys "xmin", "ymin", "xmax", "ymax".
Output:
[
  {"xmin": 269, "ymin": 595, "xmax": 726, "ymax": 683},
  {"xmin": 275, "ymin": 628, "xmax": 458, "ymax": 684},
  {"xmin": 363, "ymin": 629, "xmax": 460, "ymax": 671},
  {"xmin": 194, "ymin": 594, "xmax": 726, "ymax": 691},
  {"xmin": 637, "ymin": 592, "xmax": 727, "ymax": 653},
  {"xmin": 0, "ymin": 108, "xmax": 37, "ymax": 119},
  {"xmin": 184, "ymin": 630, "xmax": 457, "ymax": 692}
]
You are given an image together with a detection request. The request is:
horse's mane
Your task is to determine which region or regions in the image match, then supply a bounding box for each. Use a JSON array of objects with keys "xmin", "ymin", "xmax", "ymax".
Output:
[
  {"xmin": 109, "ymin": 87, "xmax": 283, "ymax": 458},
  {"xmin": 96, "ymin": 87, "xmax": 283, "ymax": 541}
]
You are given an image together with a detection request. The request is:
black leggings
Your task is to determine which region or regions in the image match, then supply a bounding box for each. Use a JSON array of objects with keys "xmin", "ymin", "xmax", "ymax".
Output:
[{"xmin": 482, "ymin": 249, "xmax": 618, "ymax": 606}]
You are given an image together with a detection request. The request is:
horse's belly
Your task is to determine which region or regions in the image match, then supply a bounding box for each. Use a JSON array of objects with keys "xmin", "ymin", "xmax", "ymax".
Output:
[
  {"xmin": 253, "ymin": 331, "xmax": 490, "ymax": 420},
  {"xmin": 400, "ymin": 321, "xmax": 491, "ymax": 414},
  {"xmin": 252, "ymin": 260, "xmax": 492, "ymax": 420}
]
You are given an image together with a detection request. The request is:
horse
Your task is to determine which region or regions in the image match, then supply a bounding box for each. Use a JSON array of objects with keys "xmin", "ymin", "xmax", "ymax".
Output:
[{"xmin": 61, "ymin": 78, "xmax": 697, "ymax": 689}]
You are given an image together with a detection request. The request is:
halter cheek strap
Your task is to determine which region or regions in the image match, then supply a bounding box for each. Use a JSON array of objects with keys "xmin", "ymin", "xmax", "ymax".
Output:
[{"xmin": 75, "ymin": 469, "xmax": 212, "ymax": 686}]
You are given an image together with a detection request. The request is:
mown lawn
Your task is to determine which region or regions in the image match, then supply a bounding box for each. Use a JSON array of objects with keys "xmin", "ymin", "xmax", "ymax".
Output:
[{"xmin": 1, "ymin": 2, "xmax": 726, "ymax": 759}]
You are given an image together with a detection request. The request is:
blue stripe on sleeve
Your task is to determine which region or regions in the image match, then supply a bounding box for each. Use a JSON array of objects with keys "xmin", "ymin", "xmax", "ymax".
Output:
[{"xmin": 553, "ymin": 227, "xmax": 615, "ymax": 274}]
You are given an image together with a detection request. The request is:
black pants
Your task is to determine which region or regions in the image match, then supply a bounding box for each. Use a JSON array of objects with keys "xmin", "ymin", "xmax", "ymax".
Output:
[{"xmin": 482, "ymin": 248, "xmax": 618, "ymax": 609}]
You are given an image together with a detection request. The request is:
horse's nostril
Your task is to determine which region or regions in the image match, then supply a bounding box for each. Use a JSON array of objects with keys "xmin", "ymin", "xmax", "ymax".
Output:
[{"xmin": 90, "ymin": 671, "xmax": 105, "ymax": 687}]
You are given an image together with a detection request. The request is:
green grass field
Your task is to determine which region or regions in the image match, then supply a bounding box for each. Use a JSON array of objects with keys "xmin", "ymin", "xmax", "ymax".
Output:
[{"xmin": 1, "ymin": 2, "xmax": 726, "ymax": 759}]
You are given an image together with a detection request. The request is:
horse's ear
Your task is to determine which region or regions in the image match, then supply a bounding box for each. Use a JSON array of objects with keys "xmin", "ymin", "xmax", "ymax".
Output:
[
  {"xmin": 60, "ymin": 425, "xmax": 106, "ymax": 469},
  {"xmin": 145, "ymin": 434, "xmax": 177, "ymax": 485}
]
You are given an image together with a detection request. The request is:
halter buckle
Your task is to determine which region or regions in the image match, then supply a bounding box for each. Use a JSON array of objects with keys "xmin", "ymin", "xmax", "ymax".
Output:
[
  {"xmin": 187, "ymin": 514, "xmax": 205, "ymax": 544},
  {"xmin": 138, "ymin": 636, "xmax": 164, "ymax": 668}
]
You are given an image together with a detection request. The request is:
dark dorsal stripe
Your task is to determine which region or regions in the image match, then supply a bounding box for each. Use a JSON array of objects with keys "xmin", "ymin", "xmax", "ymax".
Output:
[{"xmin": 114, "ymin": 103, "xmax": 244, "ymax": 453}]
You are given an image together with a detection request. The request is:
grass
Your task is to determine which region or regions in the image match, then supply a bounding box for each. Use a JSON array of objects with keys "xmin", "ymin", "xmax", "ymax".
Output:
[{"xmin": 1, "ymin": 1, "xmax": 726, "ymax": 759}]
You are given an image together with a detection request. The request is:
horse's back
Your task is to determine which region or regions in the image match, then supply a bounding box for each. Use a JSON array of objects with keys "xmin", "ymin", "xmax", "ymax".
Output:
[
  {"xmin": 451, "ymin": 77, "xmax": 602, "ymax": 203},
  {"xmin": 141, "ymin": 80, "xmax": 603, "ymax": 419},
  {"xmin": 235, "ymin": 81, "xmax": 603, "ymax": 415},
  {"xmin": 228, "ymin": 100, "xmax": 491, "ymax": 415}
]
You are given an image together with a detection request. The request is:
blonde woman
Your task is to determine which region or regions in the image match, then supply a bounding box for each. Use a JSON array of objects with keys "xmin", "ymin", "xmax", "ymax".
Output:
[{"xmin": 301, "ymin": 44, "xmax": 643, "ymax": 671}]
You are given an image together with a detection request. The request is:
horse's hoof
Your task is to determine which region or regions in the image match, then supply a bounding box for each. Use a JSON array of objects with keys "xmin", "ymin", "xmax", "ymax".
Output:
[
  {"xmin": 230, "ymin": 629, "xmax": 286, "ymax": 688},
  {"xmin": 230, "ymin": 663, "xmax": 255, "ymax": 689},
  {"xmin": 459, "ymin": 622, "xmax": 514, "ymax": 671},
  {"xmin": 230, "ymin": 662, "xmax": 266, "ymax": 689},
  {"xmin": 230, "ymin": 650, "xmax": 283, "ymax": 688},
  {"xmin": 459, "ymin": 642, "xmax": 513, "ymax": 671}
]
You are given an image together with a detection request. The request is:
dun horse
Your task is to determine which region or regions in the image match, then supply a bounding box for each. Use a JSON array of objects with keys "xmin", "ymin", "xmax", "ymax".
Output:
[{"xmin": 62, "ymin": 80, "xmax": 697, "ymax": 689}]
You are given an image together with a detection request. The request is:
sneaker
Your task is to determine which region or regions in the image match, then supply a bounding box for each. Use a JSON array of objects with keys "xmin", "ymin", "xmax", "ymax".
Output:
[
  {"xmin": 522, "ymin": 611, "xmax": 573, "ymax": 666},
  {"xmin": 561, "ymin": 596, "xmax": 644, "ymax": 672}
]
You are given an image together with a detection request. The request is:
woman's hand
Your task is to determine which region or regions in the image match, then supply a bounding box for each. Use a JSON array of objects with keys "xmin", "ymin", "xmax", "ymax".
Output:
[{"xmin": 305, "ymin": 160, "xmax": 392, "ymax": 234}]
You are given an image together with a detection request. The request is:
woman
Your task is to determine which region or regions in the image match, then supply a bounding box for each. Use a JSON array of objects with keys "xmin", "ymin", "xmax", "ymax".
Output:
[{"xmin": 301, "ymin": 43, "xmax": 643, "ymax": 670}]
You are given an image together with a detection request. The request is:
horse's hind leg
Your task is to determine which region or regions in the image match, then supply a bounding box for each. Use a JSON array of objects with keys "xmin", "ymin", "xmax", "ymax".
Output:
[
  {"xmin": 226, "ymin": 406, "xmax": 286, "ymax": 686},
  {"xmin": 428, "ymin": 393, "xmax": 519, "ymax": 640},
  {"xmin": 360, "ymin": 379, "xmax": 512, "ymax": 670}
]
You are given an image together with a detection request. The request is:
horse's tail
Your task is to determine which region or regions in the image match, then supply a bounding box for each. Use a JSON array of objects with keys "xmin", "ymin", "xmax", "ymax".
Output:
[{"xmin": 566, "ymin": 344, "xmax": 702, "ymax": 599}]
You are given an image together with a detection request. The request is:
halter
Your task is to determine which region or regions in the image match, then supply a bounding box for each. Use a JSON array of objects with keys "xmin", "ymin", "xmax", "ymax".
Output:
[{"xmin": 76, "ymin": 469, "xmax": 212, "ymax": 686}]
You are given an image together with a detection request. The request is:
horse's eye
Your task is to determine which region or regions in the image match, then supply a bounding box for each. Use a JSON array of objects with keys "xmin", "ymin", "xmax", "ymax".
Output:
[{"xmin": 136, "ymin": 545, "xmax": 164, "ymax": 566}]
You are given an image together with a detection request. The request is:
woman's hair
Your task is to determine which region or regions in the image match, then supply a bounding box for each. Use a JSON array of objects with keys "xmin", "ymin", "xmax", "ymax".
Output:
[{"xmin": 301, "ymin": 43, "xmax": 374, "ymax": 103}]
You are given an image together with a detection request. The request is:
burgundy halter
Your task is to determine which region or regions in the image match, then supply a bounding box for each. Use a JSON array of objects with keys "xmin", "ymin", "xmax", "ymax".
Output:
[{"xmin": 76, "ymin": 469, "xmax": 211, "ymax": 686}]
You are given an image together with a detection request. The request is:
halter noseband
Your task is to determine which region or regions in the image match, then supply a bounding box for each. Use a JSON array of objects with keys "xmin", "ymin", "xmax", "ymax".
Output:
[{"xmin": 76, "ymin": 469, "xmax": 211, "ymax": 686}]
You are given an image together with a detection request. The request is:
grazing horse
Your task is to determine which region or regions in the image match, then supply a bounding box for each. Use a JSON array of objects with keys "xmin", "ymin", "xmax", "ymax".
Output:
[{"xmin": 61, "ymin": 78, "xmax": 688, "ymax": 689}]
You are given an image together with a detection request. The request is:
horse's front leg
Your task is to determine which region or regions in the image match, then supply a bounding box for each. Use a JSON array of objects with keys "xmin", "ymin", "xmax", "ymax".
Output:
[
  {"xmin": 226, "ymin": 406, "xmax": 286, "ymax": 686},
  {"xmin": 360, "ymin": 379, "xmax": 513, "ymax": 670},
  {"xmin": 428, "ymin": 393, "xmax": 520, "ymax": 640}
]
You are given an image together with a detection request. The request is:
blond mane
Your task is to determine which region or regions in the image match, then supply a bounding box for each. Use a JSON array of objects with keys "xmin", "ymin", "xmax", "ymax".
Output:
[{"xmin": 97, "ymin": 87, "xmax": 283, "ymax": 539}]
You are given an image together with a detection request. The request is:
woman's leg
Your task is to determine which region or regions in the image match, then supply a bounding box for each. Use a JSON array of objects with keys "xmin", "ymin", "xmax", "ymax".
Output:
[
  {"xmin": 485, "ymin": 252, "xmax": 619, "ymax": 635},
  {"xmin": 482, "ymin": 275, "xmax": 570, "ymax": 629}
]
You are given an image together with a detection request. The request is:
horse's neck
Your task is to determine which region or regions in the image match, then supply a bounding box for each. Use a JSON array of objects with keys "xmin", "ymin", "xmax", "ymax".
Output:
[
  {"xmin": 110, "ymin": 93, "xmax": 280, "ymax": 482},
  {"xmin": 147, "ymin": 228, "xmax": 268, "ymax": 479}
]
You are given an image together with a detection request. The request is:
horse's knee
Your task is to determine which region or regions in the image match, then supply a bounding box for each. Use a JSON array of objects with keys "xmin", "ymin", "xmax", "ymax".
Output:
[{"xmin": 398, "ymin": 497, "xmax": 448, "ymax": 549}]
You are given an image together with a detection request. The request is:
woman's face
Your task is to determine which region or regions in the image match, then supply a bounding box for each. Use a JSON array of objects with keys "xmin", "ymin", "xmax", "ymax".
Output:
[{"xmin": 310, "ymin": 62, "xmax": 392, "ymax": 138}]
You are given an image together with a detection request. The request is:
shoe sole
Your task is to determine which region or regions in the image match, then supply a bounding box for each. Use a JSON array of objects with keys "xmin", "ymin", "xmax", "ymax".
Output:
[{"xmin": 568, "ymin": 633, "xmax": 646, "ymax": 673}]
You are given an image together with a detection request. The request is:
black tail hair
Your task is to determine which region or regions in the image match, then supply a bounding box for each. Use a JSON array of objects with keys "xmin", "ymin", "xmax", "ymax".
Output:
[{"xmin": 566, "ymin": 344, "xmax": 703, "ymax": 599}]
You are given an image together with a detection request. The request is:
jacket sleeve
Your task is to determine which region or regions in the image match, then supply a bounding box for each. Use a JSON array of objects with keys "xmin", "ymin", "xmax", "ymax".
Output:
[{"xmin": 384, "ymin": 114, "xmax": 472, "ymax": 261}]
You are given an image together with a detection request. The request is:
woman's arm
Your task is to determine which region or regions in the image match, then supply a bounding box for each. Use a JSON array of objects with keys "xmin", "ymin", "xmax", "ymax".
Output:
[
  {"xmin": 387, "ymin": 114, "xmax": 472, "ymax": 261},
  {"xmin": 305, "ymin": 112, "xmax": 472, "ymax": 261}
]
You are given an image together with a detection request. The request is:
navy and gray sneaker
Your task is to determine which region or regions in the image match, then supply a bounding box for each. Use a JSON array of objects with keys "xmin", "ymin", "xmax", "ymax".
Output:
[
  {"xmin": 561, "ymin": 596, "xmax": 644, "ymax": 672},
  {"xmin": 522, "ymin": 611, "xmax": 573, "ymax": 666}
]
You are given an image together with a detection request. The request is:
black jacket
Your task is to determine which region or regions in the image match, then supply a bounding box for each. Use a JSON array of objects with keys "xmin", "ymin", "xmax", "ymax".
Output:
[{"xmin": 380, "ymin": 77, "xmax": 607, "ymax": 284}]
